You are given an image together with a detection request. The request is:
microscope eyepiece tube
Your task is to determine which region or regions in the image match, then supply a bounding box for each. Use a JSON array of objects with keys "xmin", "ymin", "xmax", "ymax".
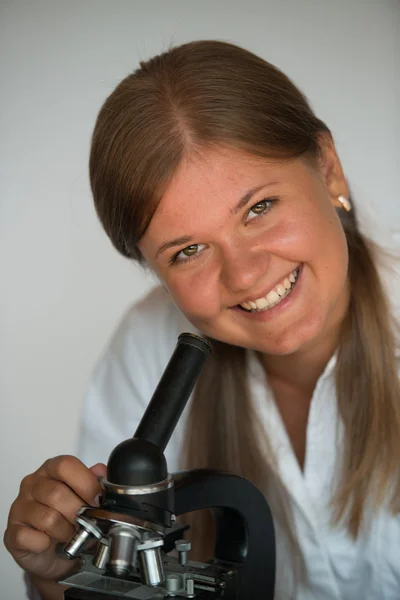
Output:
[
  {"xmin": 107, "ymin": 334, "xmax": 212, "ymax": 487},
  {"xmin": 134, "ymin": 333, "xmax": 212, "ymax": 452}
]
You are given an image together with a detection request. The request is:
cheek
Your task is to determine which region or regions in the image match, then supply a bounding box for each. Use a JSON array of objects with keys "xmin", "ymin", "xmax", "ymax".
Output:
[
  {"xmin": 264, "ymin": 213, "xmax": 320, "ymax": 260},
  {"xmin": 272, "ymin": 206, "xmax": 349, "ymax": 300},
  {"xmin": 166, "ymin": 268, "xmax": 221, "ymax": 319},
  {"xmin": 284, "ymin": 207, "xmax": 346, "ymax": 263},
  {"xmin": 315, "ymin": 211, "xmax": 348, "ymax": 266},
  {"xmin": 308, "ymin": 214, "xmax": 349, "ymax": 306},
  {"xmin": 329, "ymin": 226, "xmax": 349, "ymax": 290}
]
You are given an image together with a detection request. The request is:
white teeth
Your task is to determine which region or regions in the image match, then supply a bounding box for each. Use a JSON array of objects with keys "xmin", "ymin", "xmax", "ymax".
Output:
[
  {"xmin": 255, "ymin": 297, "xmax": 269, "ymax": 309},
  {"xmin": 276, "ymin": 284, "xmax": 285, "ymax": 297},
  {"xmin": 266, "ymin": 290, "xmax": 280, "ymax": 304},
  {"xmin": 239, "ymin": 267, "xmax": 299, "ymax": 312}
]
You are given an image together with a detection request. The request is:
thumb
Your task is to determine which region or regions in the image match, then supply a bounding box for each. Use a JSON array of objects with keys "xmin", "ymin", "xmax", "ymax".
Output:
[{"xmin": 89, "ymin": 462, "xmax": 107, "ymax": 479}]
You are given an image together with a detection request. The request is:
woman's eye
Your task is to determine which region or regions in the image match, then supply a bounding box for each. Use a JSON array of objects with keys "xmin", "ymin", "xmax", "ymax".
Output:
[
  {"xmin": 246, "ymin": 197, "xmax": 277, "ymax": 221},
  {"xmin": 170, "ymin": 243, "xmax": 205, "ymax": 265},
  {"xmin": 182, "ymin": 245, "xmax": 199, "ymax": 257}
]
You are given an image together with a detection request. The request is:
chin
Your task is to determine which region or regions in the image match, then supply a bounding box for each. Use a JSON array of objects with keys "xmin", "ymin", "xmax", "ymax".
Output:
[
  {"xmin": 237, "ymin": 312, "xmax": 326, "ymax": 356},
  {"xmin": 260, "ymin": 316, "xmax": 328, "ymax": 356},
  {"xmin": 254, "ymin": 336, "xmax": 308, "ymax": 356},
  {"xmin": 195, "ymin": 308, "xmax": 328, "ymax": 356}
]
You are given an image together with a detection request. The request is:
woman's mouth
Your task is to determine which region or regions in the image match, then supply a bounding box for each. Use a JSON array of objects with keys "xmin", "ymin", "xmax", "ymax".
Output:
[{"xmin": 238, "ymin": 266, "xmax": 301, "ymax": 313}]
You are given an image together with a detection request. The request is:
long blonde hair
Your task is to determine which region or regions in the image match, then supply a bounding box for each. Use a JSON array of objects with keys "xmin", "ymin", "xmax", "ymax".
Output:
[{"xmin": 89, "ymin": 40, "xmax": 400, "ymax": 558}]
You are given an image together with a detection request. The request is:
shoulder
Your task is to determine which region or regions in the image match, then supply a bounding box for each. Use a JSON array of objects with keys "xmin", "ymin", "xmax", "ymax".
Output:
[
  {"xmin": 107, "ymin": 285, "xmax": 196, "ymax": 370},
  {"xmin": 93, "ymin": 285, "xmax": 197, "ymax": 394},
  {"xmin": 123, "ymin": 284, "xmax": 193, "ymax": 335}
]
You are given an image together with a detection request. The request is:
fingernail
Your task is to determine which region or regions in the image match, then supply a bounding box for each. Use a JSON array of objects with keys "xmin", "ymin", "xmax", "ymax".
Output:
[{"xmin": 93, "ymin": 494, "xmax": 101, "ymax": 506}]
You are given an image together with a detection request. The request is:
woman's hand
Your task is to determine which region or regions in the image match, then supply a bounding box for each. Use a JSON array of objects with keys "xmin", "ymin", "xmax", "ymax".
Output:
[{"xmin": 3, "ymin": 456, "xmax": 107, "ymax": 582}]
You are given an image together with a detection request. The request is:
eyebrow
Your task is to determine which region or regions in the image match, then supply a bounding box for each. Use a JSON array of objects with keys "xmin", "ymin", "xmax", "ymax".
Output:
[
  {"xmin": 154, "ymin": 182, "xmax": 279, "ymax": 259},
  {"xmin": 155, "ymin": 235, "xmax": 194, "ymax": 259},
  {"xmin": 230, "ymin": 183, "xmax": 277, "ymax": 215}
]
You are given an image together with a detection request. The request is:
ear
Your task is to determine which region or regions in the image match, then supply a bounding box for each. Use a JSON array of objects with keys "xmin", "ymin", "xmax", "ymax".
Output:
[{"xmin": 317, "ymin": 133, "xmax": 349, "ymax": 208}]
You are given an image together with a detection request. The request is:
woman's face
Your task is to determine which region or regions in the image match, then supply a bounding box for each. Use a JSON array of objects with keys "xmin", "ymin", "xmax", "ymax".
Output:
[{"xmin": 138, "ymin": 144, "xmax": 349, "ymax": 356}]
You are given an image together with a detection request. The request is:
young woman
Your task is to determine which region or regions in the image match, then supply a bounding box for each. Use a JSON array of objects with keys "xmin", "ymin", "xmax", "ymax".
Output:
[{"xmin": 4, "ymin": 40, "xmax": 400, "ymax": 600}]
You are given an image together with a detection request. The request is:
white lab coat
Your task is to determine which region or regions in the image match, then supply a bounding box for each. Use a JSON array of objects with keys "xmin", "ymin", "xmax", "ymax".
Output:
[{"xmin": 77, "ymin": 285, "xmax": 400, "ymax": 599}]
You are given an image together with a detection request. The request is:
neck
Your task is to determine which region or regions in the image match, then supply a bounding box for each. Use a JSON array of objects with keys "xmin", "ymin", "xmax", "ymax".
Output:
[{"xmin": 259, "ymin": 336, "xmax": 337, "ymax": 396}]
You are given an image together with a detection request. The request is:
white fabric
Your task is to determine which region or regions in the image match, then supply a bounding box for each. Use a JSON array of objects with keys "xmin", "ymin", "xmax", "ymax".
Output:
[
  {"xmin": 77, "ymin": 285, "xmax": 400, "ymax": 600},
  {"xmin": 24, "ymin": 573, "xmax": 42, "ymax": 600}
]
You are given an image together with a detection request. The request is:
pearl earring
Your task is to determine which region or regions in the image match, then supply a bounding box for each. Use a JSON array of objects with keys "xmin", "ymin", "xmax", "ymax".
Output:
[{"xmin": 338, "ymin": 194, "xmax": 352, "ymax": 212}]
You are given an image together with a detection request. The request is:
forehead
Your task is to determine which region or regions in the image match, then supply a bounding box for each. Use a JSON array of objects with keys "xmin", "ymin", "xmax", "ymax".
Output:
[
  {"xmin": 157, "ymin": 146, "xmax": 288, "ymax": 217},
  {"xmin": 138, "ymin": 146, "xmax": 312, "ymax": 259}
]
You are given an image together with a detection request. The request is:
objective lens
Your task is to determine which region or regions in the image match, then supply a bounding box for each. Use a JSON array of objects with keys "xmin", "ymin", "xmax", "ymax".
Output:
[
  {"xmin": 107, "ymin": 525, "xmax": 138, "ymax": 575},
  {"xmin": 139, "ymin": 547, "xmax": 164, "ymax": 586}
]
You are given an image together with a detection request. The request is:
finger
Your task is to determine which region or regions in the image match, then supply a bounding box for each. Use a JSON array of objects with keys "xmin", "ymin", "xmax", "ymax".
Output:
[
  {"xmin": 31, "ymin": 477, "xmax": 88, "ymax": 525},
  {"xmin": 89, "ymin": 463, "xmax": 107, "ymax": 479},
  {"xmin": 4, "ymin": 523, "xmax": 51, "ymax": 556},
  {"xmin": 12, "ymin": 500, "xmax": 76, "ymax": 543},
  {"xmin": 38, "ymin": 456, "xmax": 102, "ymax": 505},
  {"xmin": 18, "ymin": 473, "xmax": 37, "ymax": 500}
]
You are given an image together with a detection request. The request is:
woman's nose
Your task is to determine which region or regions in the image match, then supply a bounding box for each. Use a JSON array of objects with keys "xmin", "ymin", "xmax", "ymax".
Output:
[{"xmin": 220, "ymin": 243, "xmax": 270, "ymax": 293}]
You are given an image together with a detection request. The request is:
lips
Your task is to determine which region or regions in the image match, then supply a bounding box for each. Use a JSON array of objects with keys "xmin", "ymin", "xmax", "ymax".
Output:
[{"xmin": 238, "ymin": 266, "xmax": 300, "ymax": 312}]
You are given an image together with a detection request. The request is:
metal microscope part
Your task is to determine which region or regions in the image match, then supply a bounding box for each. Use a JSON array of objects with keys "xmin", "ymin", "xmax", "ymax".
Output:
[
  {"xmin": 137, "ymin": 536, "xmax": 165, "ymax": 586},
  {"xmin": 77, "ymin": 506, "xmax": 165, "ymax": 537},
  {"xmin": 60, "ymin": 551, "xmax": 233, "ymax": 598},
  {"xmin": 174, "ymin": 539, "xmax": 191, "ymax": 566},
  {"xmin": 165, "ymin": 573, "xmax": 181, "ymax": 594},
  {"xmin": 163, "ymin": 554, "xmax": 229, "ymax": 595},
  {"xmin": 108, "ymin": 524, "xmax": 140, "ymax": 576},
  {"xmin": 102, "ymin": 474, "xmax": 173, "ymax": 496},
  {"xmin": 186, "ymin": 578, "xmax": 195, "ymax": 597},
  {"xmin": 92, "ymin": 538, "xmax": 109, "ymax": 569},
  {"xmin": 63, "ymin": 529, "xmax": 91, "ymax": 560},
  {"xmin": 61, "ymin": 557, "xmax": 166, "ymax": 600},
  {"xmin": 63, "ymin": 515, "xmax": 103, "ymax": 559}
]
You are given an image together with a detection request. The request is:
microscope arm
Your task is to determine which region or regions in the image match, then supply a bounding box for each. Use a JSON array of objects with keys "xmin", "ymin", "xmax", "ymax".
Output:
[{"xmin": 173, "ymin": 469, "xmax": 275, "ymax": 599}]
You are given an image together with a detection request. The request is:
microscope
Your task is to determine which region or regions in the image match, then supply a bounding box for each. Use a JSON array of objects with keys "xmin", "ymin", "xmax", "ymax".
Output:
[{"xmin": 60, "ymin": 333, "xmax": 276, "ymax": 599}]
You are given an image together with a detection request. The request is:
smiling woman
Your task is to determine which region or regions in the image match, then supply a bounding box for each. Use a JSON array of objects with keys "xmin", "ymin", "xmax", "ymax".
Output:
[
  {"xmin": 5, "ymin": 40, "xmax": 400, "ymax": 600},
  {"xmin": 137, "ymin": 145, "xmax": 349, "ymax": 358}
]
